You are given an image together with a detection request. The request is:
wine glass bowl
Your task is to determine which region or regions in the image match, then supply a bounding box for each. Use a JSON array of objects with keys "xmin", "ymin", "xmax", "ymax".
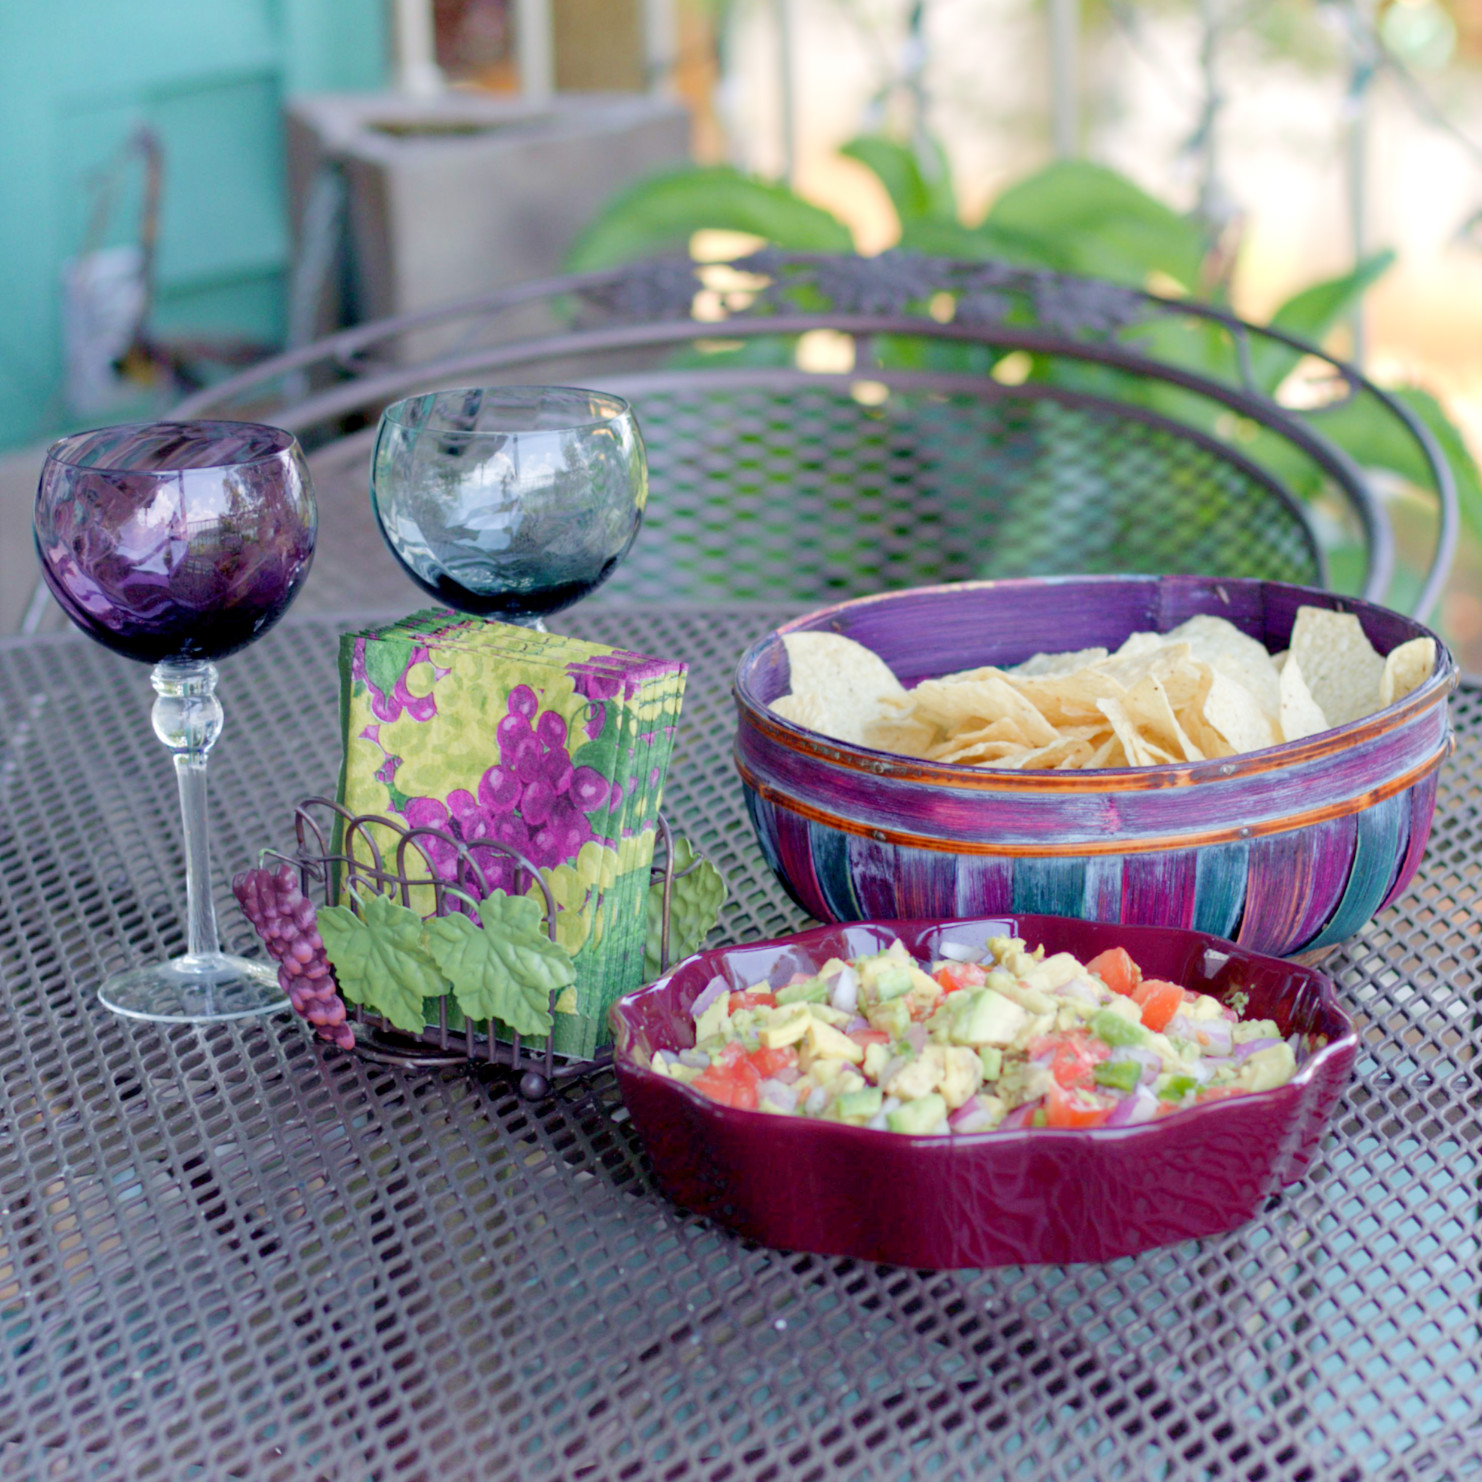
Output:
[
  {"xmin": 33, "ymin": 420, "xmax": 318, "ymax": 1024},
  {"xmin": 35, "ymin": 421, "xmax": 315, "ymax": 663},
  {"xmin": 370, "ymin": 386, "xmax": 646, "ymax": 627}
]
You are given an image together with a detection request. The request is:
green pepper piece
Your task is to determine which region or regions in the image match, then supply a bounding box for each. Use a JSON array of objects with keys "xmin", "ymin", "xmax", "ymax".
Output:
[
  {"xmin": 1090, "ymin": 1008, "xmax": 1151, "ymax": 1048},
  {"xmin": 1158, "ymin": 1073, "xmax": 1198, "ymax": 1101},
  {"xmin": 775, "ymin": 976, "xmax": 828, "ymax": 1005},
  {"xmin": 1093, "ymin": 1059, "xmax": 1141, "ymax": 1093}
]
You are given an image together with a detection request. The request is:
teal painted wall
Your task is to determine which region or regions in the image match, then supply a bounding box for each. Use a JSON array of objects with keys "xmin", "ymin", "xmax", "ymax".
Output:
[{"xmin": 0, "ymin": 0, "xmax": 388, "ymax": 451}]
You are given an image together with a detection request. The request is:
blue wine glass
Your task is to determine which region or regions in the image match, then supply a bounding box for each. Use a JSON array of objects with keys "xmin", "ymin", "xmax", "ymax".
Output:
[
  {"xmin": 370, "ymin": 386, "xmax": 646, "ymax": 629},
  {"xmin": 34, "ymin": 421, "xmax": 316, "ymax": 1023}
]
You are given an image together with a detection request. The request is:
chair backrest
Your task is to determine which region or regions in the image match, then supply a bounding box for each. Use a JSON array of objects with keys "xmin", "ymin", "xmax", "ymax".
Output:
[{"xmin": 166, "ymin": 252, "xmax": 1457, "ymax": 620}]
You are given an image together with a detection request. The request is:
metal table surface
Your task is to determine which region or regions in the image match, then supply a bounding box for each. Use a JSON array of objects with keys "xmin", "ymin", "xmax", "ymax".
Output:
[{"xmin": 0, "ymin": 604, "xmax": 1477, "ymax": 1482}]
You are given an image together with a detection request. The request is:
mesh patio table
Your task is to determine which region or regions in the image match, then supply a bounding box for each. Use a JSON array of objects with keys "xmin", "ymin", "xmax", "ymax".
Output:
[{"xmin": 0, "ymin": 603, "xmax": 1477, "ymax": 1482}]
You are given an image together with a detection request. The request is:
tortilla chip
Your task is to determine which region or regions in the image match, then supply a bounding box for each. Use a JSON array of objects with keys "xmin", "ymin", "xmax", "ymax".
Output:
[
  {"xmin": 1124, "ymin": 672, "xmax": 1205, "ymax": 762},
  {"xmin": 771, "ymin": 691, "xmax": 828, "ymax": 731},
  {"xmin": 1288, "ymin": 608, "xmax": 1384, "ymax": 728},
  {"xmin": 1379, "ymin": 637, "xmax": 1436, "ymax": 708},
  {"xmin": 1096, "ymin": 696, "xmax": 1157, "ymax": 767},
  {"xmin": 1163, "ymin": 614, "xmax": 1282, "ymax": 723},
  {"xmin": 777, "ymin": 632, "xmax": 905, "ymax": 745},
  {"xmin": 1008, "ymin": 647, "xmax": 1110, "ymax": 678},
  {"xmin": 1278, "ymin": 652, "xmax": 1329, "ymax": 742},
  {"xmin": 1203, "ymin": 670, "xmax": 1280, "ymax": 754}
]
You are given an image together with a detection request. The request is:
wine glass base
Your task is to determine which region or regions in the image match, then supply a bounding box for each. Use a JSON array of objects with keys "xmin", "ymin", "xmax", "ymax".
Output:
[{"xmin": 99, "ymin": 953, "xmax": 290, "ymax": 1024}]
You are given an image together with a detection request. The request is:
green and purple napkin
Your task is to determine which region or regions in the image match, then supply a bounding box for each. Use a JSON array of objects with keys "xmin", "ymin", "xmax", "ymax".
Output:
[{"xmin": 335, "ymin": 608, "xmax": 688, "ymax": 1056}]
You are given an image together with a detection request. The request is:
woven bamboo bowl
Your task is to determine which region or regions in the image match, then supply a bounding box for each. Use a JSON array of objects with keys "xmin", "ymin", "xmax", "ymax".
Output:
[{"xmin": 733, "ymin": 576, "xmax": 1457, "ymax": 958}]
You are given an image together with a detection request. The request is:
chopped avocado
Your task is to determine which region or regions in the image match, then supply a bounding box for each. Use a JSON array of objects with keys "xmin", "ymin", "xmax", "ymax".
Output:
[
  {"xmin": 776, "ymin": 975, "xmax": 829, "ymax": 1005},
  {"xmin": 876, "ymin": 965, "xmax": 915, "ymax": 1001},
  {"xmin": 949, "ymin": 988, "xmax": 1029, "ymax": 1047},
  {"xmin": 694, "ymin": 994, "xmax": 731, "ymax": 1045},
  {"xmin": 978, "ymin": 1046, "xmax": 1003, "ymax": 1081},
  {"xmin": 887, "ymin": 1091, "xmax": 947, "ymax": 1135},
  {"xmin": 805, "ymin": 1018, "xmax": 866, "ymax": 1064},
  {"xmin": 758, "ymin": 1004, "xmax": 812, "ymax": 1048},
  {"xmin": 868, "ymin": 997, "xmax": 912, "ymax": 1039},
  {"xmin": 836, "ymin": 1086, "xmax": 883, "ymax": 1120},
  {"xmin": 1237, "ymin": 1042, "xmax": 1296, "ymax": 1093},
  {"xmin": 1093, "ymin": 1059, "xmax": 1142, "ymax": 1093},
  {"xmin": 1090, "ymin": 1008, "xmax": 1150, "ymax": 1048}
]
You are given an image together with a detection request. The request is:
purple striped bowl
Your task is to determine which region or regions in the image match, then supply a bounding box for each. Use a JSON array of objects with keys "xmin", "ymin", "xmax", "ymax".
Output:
[{"xmin": 733, "ymin": 576, "xmax": 1457, "ymax": 958}]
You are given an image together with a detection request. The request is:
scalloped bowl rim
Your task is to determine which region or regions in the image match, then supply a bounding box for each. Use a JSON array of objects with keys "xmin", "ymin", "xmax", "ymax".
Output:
[
  {"xmin": 610, "ymin": 915, "xmax": 1359, "ymax": 1150},
  {"xmin": 732, "ymin": 575, "xmax": 1457, "ymax": 788}
]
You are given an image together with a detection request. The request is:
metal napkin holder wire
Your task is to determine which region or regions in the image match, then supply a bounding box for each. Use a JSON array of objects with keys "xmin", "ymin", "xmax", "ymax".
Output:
[{"xmin": 261, "ymin": 797, "xmax": 700, "ymax": 1097}]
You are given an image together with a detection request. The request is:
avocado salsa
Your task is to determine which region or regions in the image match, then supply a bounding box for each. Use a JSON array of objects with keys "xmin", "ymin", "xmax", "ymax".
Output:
[{"xmin": 649, "ymin": 937, "xmax": 1300, "ymax": 1134}]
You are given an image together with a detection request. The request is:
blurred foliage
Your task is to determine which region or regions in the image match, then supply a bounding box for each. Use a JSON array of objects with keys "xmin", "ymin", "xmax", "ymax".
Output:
[{"xmin": 567, "ymin": 137, "xmax": 1481, "ymax": 549}]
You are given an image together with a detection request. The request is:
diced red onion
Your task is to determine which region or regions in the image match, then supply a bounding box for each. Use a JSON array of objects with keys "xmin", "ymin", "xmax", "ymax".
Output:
[
  {"xmin": 804, "ymin": 1086, "xmax": 828, "ymax": 1114},
  {"xmin": 1234, "ymin": 1037, "xmax": 1284, "ymax": 1061},
  {"xmin": 937, "ymin": 940, "xmax": 983, "ymax": 963},
  {"xmin": 1198, "ymin": 1019, "xmax": 1234, "ymax": 1057},
  {"xmin": 677, "ymin": 1048, "xmax": 710, "ymax": 1069},
  {"xmin": 999, "ymin": 1101, "xmax": 1040, "ymax": 1130},
  {"xmin": 867, "ymin": 1111, "xmax": 890, "ymax": 1130},
  {"xmin": 1165, "ymin": 1014, "xmax": 1198, "ymax": 1042},
  {"xmin": 879, "ymin": 1055, "xmax": 909, "ymax": 1088},
  {"xmin": 830, "ymin": 965, "xmax": 860, "ymax": 1014},
  {"xmin": 948, "ymin": 1097, "xmax": 982, "ymax": 1128},
  {"xmin": 1103, "ymin": 1085, "xmax": 1159, "ymax": 1127},
  {"xmin": 758, "ymin": 1079, "xmax": 799, "ymax": 1111},
  {"xmin": 689, "ymin": 976, "xmax": 729, "ymax": 1021},
  {"xmin": 653, "ymin": 1050, "xmax": 679, "ymax": 1070},
  {"xmin": 775, "ymin": 1066, "xmax": 801, "ymax": 1085},
  {"xmin": 1059, "ymin": 978, "xmax": 1099, "ymax": 1005},
  {"xmin": 844, "ymin": 1015, "xmax": 868, "ymax": 1034},
  {"xmin": 952, "ymin": 1109, "xmax": 1002, "ymax": 1134},
  {"xmin": 905, "ymin": 1023, "xmax": 928, "ymax": 1054}
]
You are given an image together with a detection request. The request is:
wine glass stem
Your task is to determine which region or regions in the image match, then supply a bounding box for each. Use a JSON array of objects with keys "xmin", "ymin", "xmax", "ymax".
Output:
[{"xmin": 151, "ymin": 661, "xmax": 224, "ymax": 959}]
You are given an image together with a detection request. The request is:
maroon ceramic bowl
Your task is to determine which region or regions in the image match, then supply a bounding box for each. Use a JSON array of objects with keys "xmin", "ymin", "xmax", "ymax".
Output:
[
  {"xmin": 733, "ymin": 576, "xmax": 1457, "ymax": 958},
  {"xmin": 612, "ymin": 915, "xmax": 1357, "ymax": 1268}
]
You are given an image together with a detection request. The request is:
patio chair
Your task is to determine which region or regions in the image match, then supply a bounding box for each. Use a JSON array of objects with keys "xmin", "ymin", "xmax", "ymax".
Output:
[{"xmin": 141, "ymin": 252, "xmax": 1457, "ymax": 623}]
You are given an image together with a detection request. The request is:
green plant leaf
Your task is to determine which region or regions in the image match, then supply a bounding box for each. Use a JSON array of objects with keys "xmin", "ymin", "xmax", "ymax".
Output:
[
  {"xmin": 645, "ymin": 837, "xmax": 726, "ymax": 979},
  {"xmin": 1310, "ymin": 383, "xmax": 1482, "ymax": 544},
  {"xmin": 840, "ymin": 133, "xmax": 957, "ymax": 227},
  {"xmin": 423, "ymin": 892, "xmax": 574, "ymax": 1035},
  {"xmin": 317, "ymin": 893, "xmax": 448, "ymax": 1035},
  {"xmin": 1248, "ymin": 250, "xmax": 1396, "ymax": 393},
  {"xmin": 565, "ymin": 165, "xmax": 855, "ymax": 271},
  {"xmin": 977, "ymin": 159, "xmax": 1207, "ymax": 289}
]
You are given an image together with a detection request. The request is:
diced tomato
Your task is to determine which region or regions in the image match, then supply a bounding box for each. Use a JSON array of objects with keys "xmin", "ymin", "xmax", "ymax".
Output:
[
  {"xmin": 1195, "ymin": 1087, "xmax": 1244, "ymax": 1105},
  {"xmin": 692, "ymin": 1066, "xmax": 756, "ymax": 1109},
  {"xmin": 1030, "ymin": 1032, "xmax": 1110, "ymax": 1090},
  {"xmin": 1086, "ymin": 946, "xmax": 1142, "ymax": 997},
  {"xmin": 933, "ymin": 961, "xmax": 988, "ymax": 994},
  {"xmin": 693, "ymin": 1055, "xmax": 761, "ymax": 1110},
  {"xmin": 1045, "ymin": 1081, "xmax": 1113, "ymax": 1129},
  {"xmin": 729, "ymin": 989, "xmax": 777, "ymax": 1013},
  {"xmin": 716, "ymin": 1039, "xmax": 747, "ymax": 1066},
  {"xmin": 748, "ymin": 1044, "xmax": 797, "ymax": 1078},
  {"xmin": 1130, "ymin": 978, "xmax": 1185, "ymax": 1033},
  {"xmin": 848, "ymin": 1027, "xmax": 890, "ymax": 1049}
]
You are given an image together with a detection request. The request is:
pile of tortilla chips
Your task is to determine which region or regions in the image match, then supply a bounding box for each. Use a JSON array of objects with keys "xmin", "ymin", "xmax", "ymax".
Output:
[{"xmin": 768, "ymin": 609, "xmax": 1437, "ymax": 771}]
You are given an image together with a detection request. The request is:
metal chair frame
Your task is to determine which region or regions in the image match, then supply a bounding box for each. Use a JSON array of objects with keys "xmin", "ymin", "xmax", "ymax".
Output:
[{"xmin": 165, "ymin": 252, "xmax": 1458, "ymax": 619}]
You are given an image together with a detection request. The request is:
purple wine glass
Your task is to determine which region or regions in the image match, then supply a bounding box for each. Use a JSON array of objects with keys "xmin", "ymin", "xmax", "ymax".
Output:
[{"xmin": 34, "ymin": 421, "xmax": 316, "ymax": 1023}]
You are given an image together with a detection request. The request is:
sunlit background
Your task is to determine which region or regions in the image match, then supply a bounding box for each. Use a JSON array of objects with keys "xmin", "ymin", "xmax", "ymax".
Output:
[{"xmin": 2, "ymin": 0, "xmax": 1480, "ymax": 655}]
